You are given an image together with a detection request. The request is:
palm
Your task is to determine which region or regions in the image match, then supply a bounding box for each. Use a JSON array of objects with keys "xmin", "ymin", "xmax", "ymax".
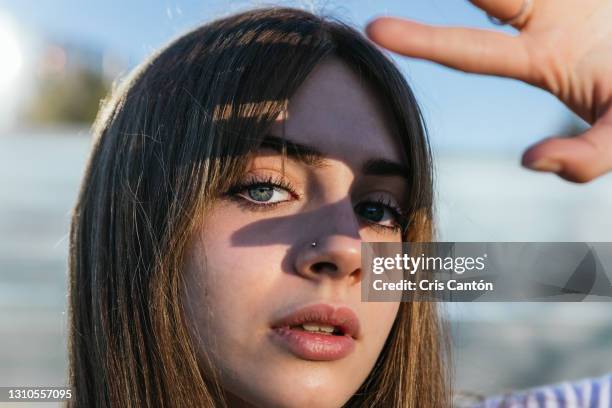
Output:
[{"xmin": 367, "ymin": 0, "xmax": 612, "ymax": 183}]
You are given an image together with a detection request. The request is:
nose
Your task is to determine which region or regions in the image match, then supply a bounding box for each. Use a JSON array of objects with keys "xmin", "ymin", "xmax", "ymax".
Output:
[{"xmin": 294, "ymin": 235, "xmax": 362, "ymax": 284}]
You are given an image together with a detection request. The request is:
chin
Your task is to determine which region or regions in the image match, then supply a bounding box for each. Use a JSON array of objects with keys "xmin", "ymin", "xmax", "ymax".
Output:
[
  {"xmin": 225, "ymin": 367, "xmax": 359, "ymax": 408},
  {"xmin": 245, "ymin": 390, "xmax": 351, "ymax": 408}
]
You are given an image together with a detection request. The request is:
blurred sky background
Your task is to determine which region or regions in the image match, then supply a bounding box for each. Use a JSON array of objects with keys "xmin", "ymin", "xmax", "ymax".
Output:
[{"xmin": 0, "ymin": 0, "xmax": 611, "ymax": 404}]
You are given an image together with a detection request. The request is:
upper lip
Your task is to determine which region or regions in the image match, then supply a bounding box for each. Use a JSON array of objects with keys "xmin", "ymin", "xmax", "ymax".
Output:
[{"xmin": 271, "ymin": 303, "xmax": 361, "ymax": 339}]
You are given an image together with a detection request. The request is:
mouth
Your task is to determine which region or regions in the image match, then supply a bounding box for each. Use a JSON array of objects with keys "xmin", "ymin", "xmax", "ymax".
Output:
[{"xmin": 270, "ymin": 303, "xmax": 360, "ymax": 361}]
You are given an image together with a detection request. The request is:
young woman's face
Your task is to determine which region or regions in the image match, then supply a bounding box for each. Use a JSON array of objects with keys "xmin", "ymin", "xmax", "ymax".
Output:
[{"xmin": 183, "ymin": 57, "xmax": 409, "ymax": 408}]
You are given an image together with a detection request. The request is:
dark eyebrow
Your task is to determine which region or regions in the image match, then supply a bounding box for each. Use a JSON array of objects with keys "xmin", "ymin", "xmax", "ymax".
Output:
[
  {"xmin": 260, "ymin": 134, "xmax": 328, "ymax": 167},
  {"xmin": 361, "ymin": 158, "xmax": 411, "ymax": 181},
  {"xmin": 259, "ymin": 134, "xmax": 410, "ymax": 180}
]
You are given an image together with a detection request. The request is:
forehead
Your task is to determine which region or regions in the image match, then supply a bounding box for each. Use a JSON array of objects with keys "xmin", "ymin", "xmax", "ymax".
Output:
[{"xmin": 267, "ymin": 57, "xmax": 403, "ymax": 165}]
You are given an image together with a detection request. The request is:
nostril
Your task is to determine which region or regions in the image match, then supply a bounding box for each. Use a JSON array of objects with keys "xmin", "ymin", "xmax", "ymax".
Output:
[{"xmin": 312, "ymin": 262, "xmax": 337, "ymax": 273}]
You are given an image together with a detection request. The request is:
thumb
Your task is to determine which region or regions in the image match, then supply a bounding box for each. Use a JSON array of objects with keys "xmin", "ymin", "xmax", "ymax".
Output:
[{"xmin": 522, "ymin": 114, "xmax": 612, "ymax": 183}]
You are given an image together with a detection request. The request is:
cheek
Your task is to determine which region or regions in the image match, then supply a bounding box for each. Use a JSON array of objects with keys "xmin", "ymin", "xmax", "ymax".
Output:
[
  {"xmin": 361, "ymin": 302, "xmax": 400, "ymax": 355},
  {"xmin": 188, "ymin": 210, "xmax": 275, "ymax": 301},
  {"xmin": 181, "ymin": 205, "xmax": 300, "ymax": 375},
  {"xmin": 183, "ymin": 229, "xmax": 284, "ymax": 342}
]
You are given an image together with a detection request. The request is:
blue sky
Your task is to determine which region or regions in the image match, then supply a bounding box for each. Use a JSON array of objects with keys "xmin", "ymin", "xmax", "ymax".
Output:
[{"xmin": 0, "ymin": 0, "xmax": 582, "ymax": 152}]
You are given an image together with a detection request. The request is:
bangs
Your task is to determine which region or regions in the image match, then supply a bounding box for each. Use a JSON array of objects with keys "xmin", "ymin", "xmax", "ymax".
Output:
[{"xmin": 115, "ymin": 8, "xmax": 336, "ymax": 201}]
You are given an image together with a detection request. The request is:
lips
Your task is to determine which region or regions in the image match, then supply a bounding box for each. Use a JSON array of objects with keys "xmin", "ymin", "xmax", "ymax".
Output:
[{"xmin": 270, "ymin": 303, "xmax": 360, "ymax": 361}]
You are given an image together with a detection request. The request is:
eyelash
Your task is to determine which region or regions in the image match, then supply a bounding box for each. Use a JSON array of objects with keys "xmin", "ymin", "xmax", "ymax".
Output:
[{"xmin": 225, "ymin": 175, "xmax": 408, "ymax": 234}]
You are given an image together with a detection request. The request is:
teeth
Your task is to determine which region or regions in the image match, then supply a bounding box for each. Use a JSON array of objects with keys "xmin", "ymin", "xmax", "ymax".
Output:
[
  {"xmin": 301, "ymin": 324, "xmax": 336, "ymax": 334},
  {"xmin": 319, "ymin": 325, "xmax": 335, "ymax": 333}
]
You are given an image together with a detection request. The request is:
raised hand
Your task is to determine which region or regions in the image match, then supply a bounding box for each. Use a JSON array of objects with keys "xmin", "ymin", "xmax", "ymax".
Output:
[{"xmin": 366, "ymin": 0, "xmax": 612, "ymax": 183}]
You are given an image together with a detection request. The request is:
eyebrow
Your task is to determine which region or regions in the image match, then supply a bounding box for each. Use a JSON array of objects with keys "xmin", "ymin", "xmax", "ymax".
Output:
[{"xmin": 259, "ymin": 134, "xmax": 411, "ymax": 180}]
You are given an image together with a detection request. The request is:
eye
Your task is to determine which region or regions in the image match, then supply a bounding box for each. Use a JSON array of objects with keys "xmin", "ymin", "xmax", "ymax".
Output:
[
  {"xmin": 240, "ymin": 184, "xmax": 292, "ymax": 204},
  {"xmin": 354, "ymin": 198, "xmax": 407, "ymax": 233},
  {"xmin": 225, "ymin": 174, "xmax": 299, "ymax": 208}
]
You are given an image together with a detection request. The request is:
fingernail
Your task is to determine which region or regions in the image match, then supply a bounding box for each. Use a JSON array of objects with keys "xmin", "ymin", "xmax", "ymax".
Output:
[{"xmin": 525, "ymin": 158, "xmax": 563, "ymax": 173}]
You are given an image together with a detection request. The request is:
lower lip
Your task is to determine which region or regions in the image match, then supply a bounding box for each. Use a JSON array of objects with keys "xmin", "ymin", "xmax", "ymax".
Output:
[{"xmin": 271, "ymin": 327, "xmax": 355, "ymax": 361}]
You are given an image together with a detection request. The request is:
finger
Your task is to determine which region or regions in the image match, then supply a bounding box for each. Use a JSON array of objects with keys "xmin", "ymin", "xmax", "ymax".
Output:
[
  {"xmin": 521, "ymin": 114, "xmax": 612, "ymax": 183},
  {"xmin": 366, "ymin": 17, "xmax": 531, "ymax": 81},
  {"xmin": 469, "ymin": 0, "xmax": 534, "ymax": 28},
  {"xmin": 470, "ymin": 0, "xmax": 526, "ymax": 18}
]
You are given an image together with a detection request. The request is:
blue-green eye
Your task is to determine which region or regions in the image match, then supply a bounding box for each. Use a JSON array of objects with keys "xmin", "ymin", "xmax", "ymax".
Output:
[
  {"xmin": 243, "ymin": 184, "xmax": 291, "ymax": 204},
  {"xmin": 226, "ymin": 174, "xmax": 298, "ymax": 208}
]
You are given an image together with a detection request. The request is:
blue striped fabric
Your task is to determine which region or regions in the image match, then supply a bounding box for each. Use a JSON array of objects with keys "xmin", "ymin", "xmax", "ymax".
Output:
[{"xmin": 472, "ymin": 373, "xmax": 612, "ymax": 407}]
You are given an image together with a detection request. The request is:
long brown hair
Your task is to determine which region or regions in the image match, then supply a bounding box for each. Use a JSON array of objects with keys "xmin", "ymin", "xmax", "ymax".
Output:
[{"xmin": 68, "ymin": 6, "xmax": 450, "ymax": 407}]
